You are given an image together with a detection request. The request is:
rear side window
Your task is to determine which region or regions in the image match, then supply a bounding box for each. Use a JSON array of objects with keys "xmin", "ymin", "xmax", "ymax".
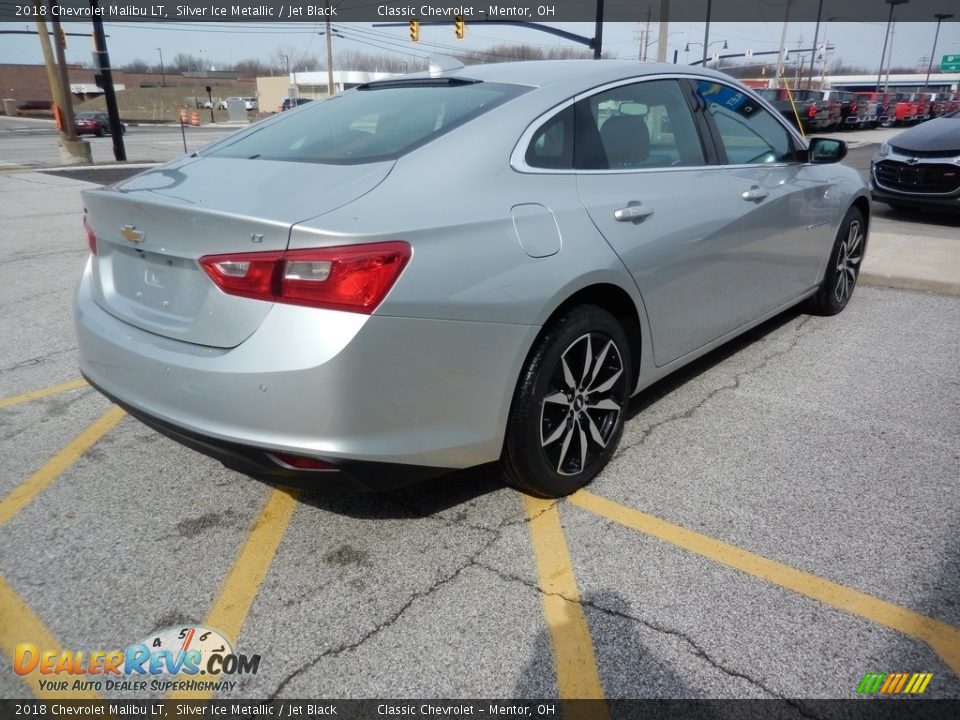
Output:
[
  {"xmin": 526, "ymin": 105, "xmax": 574, "ymax": 169},
  {"xmin": 524, "ymin": 79, "xmax": 705, "ymax": 171},
  {"xmin": 210, "ymin": 80, "xmax": 526, "ymax": 164},
  {"xmin": 575, "ymin": 80, "xmax": 706, "ymax": 170}
]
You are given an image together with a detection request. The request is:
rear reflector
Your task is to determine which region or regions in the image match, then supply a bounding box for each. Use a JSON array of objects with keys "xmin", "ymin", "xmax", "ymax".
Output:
[
  {"xmin": 199, "ymin": 241, "xmax": 411, "ymax": 314},
  {"xmin": 270, "ymin": 452, "xmax": 337, "ymax": 471},
  {"xmin": 83, "ymin": 215, "xmax": 97, "ymax": 255}
]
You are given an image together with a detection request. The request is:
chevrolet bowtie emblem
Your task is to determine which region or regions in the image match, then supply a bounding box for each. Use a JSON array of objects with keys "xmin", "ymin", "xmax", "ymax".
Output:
[{"xmin": 121, "ymin": 225, "xmax": 145, "ymax": 244}]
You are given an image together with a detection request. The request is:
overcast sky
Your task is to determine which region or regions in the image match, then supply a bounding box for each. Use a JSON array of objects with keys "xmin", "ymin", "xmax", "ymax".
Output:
[{"xmin": 1, "ymin": 20, "xmax": 959, "ymax": 75}]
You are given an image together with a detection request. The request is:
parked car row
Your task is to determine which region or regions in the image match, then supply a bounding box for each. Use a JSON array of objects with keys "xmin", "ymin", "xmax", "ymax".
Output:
[
  {"xmin": 870, "ymin": 108, "xmax": 960, "ymax": 213},
  {"xmin": 757, "ymin": 87, "xmax": 960, "ymax": 132}
]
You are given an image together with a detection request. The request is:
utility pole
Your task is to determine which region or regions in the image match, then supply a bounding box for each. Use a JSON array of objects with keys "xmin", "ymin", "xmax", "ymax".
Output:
[
  {"xmin": 642, "ymin": 7, "xmax": 652, "ymax": 61},
  {"xmin": 775, "ymin": 0, "xmax": 792, "ymax": 86},
  {"xmin": 90, "ymin": 0, "xmax": 126, "ymax": 160},
  {"xmin": 325, "ymin": 0, "xmax": 335, "ymax": 95},
  {"xmin": 35, "ymin": 0, "xmax": 90, "ymax": 163},
  {"xmin": 48, "ymin": 4, "xmax": 75, "ymax": 134},
  {"xmin": 806, "ymin": 0, "xmax": 824, "ymax": 89},
  {"xmin": 656, "ymin": 0, "xmax": 670, "ymax": 63}
]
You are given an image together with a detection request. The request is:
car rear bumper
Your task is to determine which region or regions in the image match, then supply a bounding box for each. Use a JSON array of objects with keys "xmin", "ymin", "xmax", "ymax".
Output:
[
  {"xmin": 75, "ymin": 259, "xmax": 538, "ymax": 475},
  {"xmin": 84, "ymin": 375, "xmax": 448, "ymax": 491}
]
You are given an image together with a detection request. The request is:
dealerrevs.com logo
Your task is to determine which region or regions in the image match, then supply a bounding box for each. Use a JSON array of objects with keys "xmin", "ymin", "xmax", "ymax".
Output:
[{"xmin": 14, "ymin": 625, "xmax": 260, "ymax": 693}]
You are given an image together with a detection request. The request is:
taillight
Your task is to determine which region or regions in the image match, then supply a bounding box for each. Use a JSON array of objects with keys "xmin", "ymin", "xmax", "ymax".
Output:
[
  {"xmin": 850, "ymin": 102, "xmax": 857, "ymax": 112},
  {"xmin": 199, "ymin": 241, "xmax": 411, "ymax": 314},
  {"xmin": 808, "ymin": 104, "xmax": 817, "ymax": 118},
  {"xmin": 83, "ymin": 215, "xmax": 97, "ymax": 255},
  {"xmin": 270, "ymin": 452, "xmax": 336, "ymax": 470}
]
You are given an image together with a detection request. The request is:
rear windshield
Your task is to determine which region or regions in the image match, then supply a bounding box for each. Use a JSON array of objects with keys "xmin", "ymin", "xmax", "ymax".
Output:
[{"xmin": 209, "ymin": 80, "xmax": 526, "ymax": 164}]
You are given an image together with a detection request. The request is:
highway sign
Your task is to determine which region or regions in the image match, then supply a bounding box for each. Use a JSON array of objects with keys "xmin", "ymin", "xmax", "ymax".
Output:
[{"xmin": 942, "ymin": 54, "xmax": 960, "ymax": 72}]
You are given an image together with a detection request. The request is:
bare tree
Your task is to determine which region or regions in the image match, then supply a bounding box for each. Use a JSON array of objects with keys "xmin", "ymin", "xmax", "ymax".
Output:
[
  {"xmin": 231, "ymin": 57, "xmax": 271, "ymax": 77},
  {"xmin": 171, "ymin": 53, "xmax": 204, "ymax": 73},
  {"xmin": 121, "ymin": 58, "xmax": 151, "ymax": 73},
  {"xmin": 455, "ymin": 43, "xmax": 602, "ymax": 65},
  {"xmin": 334, "ymin": 50, "xmax": 425, "ymax": 73},
  {"xmin": 270, "ymin": 45, "xmax": 322, "ymax": 73}
]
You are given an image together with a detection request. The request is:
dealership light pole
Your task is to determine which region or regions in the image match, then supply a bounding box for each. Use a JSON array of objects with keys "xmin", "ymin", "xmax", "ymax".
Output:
[
  {"xmin": 924, "ymin": 13, "xmax": 954, "ymax": 89},
  {"xmin": 877, "ymin": 0, "xmax": 908, "ymax": 93},
  {"xmin": 156, "ymin": 47, "xmax": 165, "ymax": 87}
]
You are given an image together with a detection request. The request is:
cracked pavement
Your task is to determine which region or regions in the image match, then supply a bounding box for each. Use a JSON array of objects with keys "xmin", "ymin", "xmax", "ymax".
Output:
[{"xmin": 1, "ymin": 168, "xmax": 959, "ymax": 701}]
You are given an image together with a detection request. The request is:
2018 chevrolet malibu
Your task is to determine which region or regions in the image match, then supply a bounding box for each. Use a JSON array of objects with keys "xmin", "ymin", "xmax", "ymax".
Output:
[{"xmin": 75, "ymin": 60, "xmax": 869, "ymax": 498}]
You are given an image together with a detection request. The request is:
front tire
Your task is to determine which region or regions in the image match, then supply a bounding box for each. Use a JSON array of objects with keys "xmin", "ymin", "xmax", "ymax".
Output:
[
  {"xmin": 805, "ymin": 206, "xmax": 866, "ymax": 316},
  {"xmin": 501, "ymin": 305, "xmax": 631, "ymax": 498}
]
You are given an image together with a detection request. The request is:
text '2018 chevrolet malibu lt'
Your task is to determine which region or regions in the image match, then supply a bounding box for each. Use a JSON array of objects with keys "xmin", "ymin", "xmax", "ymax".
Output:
[{"xmin": 75, "ymin": 60, "xmax": 869, "ymax": 498}]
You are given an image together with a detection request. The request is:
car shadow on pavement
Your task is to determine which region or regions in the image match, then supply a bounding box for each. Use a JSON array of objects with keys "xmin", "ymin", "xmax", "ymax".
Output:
[
  {"xmin": 625, "ymin": 306, "xmax": 806, "ymax": 423},
  {"xmin": 872, "ymin": 205, "xmax": 960, "ymax": 228},
  {"xmin": 286, "ymin": 462, "xmax": 507, "ymax": 520}
]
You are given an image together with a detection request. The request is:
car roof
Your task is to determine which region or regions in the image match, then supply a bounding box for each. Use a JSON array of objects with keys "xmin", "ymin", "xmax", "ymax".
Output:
[{"xmin": 432, "ymin": 59, "xmax": 738, "ymax": 91}]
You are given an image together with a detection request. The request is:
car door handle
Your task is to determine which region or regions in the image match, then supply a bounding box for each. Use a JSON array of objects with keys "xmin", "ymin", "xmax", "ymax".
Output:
[
  {"xmin": 614, "ymin": 204, "xmax": 655, "ymax": 222},
  {"xmin": 741, "ymin": 186, "xmax": 768, "ymax": 202}
]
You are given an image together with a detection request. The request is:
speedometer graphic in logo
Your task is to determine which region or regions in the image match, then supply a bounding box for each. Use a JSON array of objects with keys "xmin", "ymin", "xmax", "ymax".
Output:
[{"xmin": 139, "ymin": 625, "xmax": 233, "ymax": 675}]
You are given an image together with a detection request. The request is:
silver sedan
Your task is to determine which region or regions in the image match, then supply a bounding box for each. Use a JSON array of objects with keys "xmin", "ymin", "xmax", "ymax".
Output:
[{"xmin": 75, "ymin": 60, "xmax": 869, "ymax": 497}]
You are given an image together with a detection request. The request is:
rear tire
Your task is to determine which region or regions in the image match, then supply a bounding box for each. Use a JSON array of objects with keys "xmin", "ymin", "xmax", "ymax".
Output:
[
  {"xmin": 501, "ymin": 305, "xmax": 631, "ymax": 498},
  {"xmin": 805, "ymin": 206, "xmax": 866, "ymax": 316}
]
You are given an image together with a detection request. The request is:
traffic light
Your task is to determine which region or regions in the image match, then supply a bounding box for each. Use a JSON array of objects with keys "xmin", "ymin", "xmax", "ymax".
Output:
[
  {"xmin": 57, "ymin": 27, "xmax": 67, "ymax": 50},
  {"xmin": 410, "ymin": 19, "xmax": 420, "ymax": 43},
  {"xmin": 455, "ymin": 15, "xmax": 465, "ymax": 40}
]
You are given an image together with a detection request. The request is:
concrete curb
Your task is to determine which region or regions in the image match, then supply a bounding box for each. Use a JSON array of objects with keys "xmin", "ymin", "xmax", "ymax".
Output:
[{"xmin": 859, "ymin": 272, "xmax": 960, "ymax": 296}]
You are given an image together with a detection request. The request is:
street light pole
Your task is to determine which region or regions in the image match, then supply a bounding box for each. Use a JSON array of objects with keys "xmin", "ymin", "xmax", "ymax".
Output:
[
  {"xmin": 156, "ymin": 47, "xmax": 165, "ymax": 87},
  {"xmin": 877, "ymin": 0, "xmax": 908, "ymax": 93},
  {"xmin": 924, "ymin": 13, "xmax": 954, "ymax": 89}
]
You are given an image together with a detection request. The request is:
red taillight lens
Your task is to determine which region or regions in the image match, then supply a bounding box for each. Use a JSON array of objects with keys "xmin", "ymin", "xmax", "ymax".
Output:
[
  {"xmin": 198, "ymin": 251, "xmax": 282, "ymax": 301},
  {"xmin": 83, "ymin": 215, "xmax": 97, "ymax": 255},
  {"xmin": 270, "ymin": 452, "xmax": 335, "ymax": 470},
  {"xmin": 850, "ymin": 102, "xmax": 857, "ymax": 112},
  {"xmin": 199, "ymin": 241, "xmax": 411, "ymax": 314},
  {"xmin": 808, "ymin": 104, "xmax": 817, "ymax": 118}
]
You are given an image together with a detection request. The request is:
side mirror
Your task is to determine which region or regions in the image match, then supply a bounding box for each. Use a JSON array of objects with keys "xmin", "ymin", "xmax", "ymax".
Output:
[{"xmin": 807, "ymin": 137, "xmax": 847, "ymax": 164}]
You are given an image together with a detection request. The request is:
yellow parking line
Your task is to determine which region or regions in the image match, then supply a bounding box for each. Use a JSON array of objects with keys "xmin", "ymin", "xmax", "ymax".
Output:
[
  {"xmin": 524, "ymin": 496, "xmax": 609, "ymax": 716},
  {"xmin": 0, "ymin": 379, "xmax": 88, "ymax": 410},
  {"xmin": 570, "ymin": 490, "xmax": 960, "ymax": 678},
  {"xmin": 169, "ymin": 487, "xmax": 299, "ymax": 700},
  {"xmin": 0, "ymin": 406, "xmax": 125, "ymax": 528},
  {"xmin": 0, "ymin": 573, "xmax": 102, "ymax": 699}
]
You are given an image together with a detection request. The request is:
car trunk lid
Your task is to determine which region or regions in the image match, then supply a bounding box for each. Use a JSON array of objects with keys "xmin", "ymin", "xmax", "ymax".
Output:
[{"xmin": 83, "ymin": 156, "xmax": 393, "ymax": 348}]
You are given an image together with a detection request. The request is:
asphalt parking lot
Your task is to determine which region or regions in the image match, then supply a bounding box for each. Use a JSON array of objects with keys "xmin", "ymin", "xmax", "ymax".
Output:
[{"xmin": 0, "ymin": 125, "xmax": 958, "ymax": 707}]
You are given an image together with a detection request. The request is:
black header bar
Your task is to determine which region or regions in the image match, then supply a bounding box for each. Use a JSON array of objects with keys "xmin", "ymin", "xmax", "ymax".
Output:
[{"xmin": 3, "ymin": 0, "xmax": 960, "ymax": 24}]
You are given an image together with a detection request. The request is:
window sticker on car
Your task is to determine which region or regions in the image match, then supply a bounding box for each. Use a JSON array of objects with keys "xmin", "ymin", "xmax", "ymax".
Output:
[{"xmin": 697, "ymin": 81, "xmax": 759, "ymax": 118}]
